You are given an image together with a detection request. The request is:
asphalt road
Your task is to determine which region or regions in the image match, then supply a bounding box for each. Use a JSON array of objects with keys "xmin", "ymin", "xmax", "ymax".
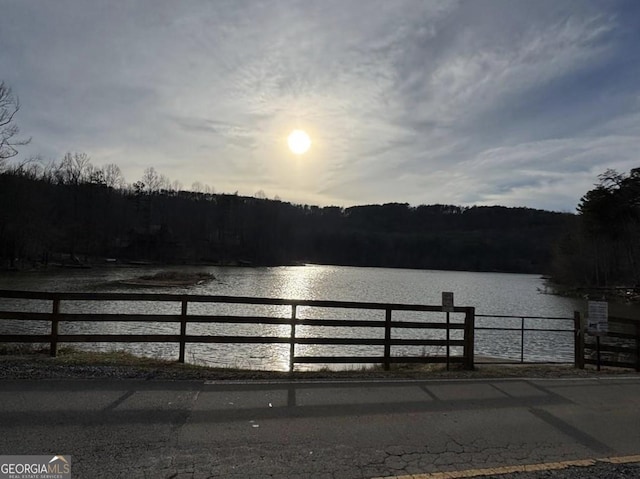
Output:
[{"xmin": 1, "ymin": 376, "xmax": 640, "ymax": 478}]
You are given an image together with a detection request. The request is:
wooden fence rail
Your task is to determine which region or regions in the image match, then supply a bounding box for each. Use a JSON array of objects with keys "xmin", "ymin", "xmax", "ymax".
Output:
[
  {"xmin": 583, "ymin": 316, "xmax": 640, "ymax": 371},
  {"xmin": 0, "ymin": 290, "xmax": 476, "ymax": 371}
]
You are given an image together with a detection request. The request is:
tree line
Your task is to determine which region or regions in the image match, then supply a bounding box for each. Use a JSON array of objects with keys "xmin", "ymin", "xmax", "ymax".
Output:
[
  {"xmin": 551, "ymin": 168, "xmax": 640, "ymax": 288},
  {"xmin": 0, "ymin": 154, "xmax": 572, "ymax": 273}
]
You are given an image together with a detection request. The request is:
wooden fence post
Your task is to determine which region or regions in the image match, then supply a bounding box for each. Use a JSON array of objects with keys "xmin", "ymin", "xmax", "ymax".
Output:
[
  {"xmin": 178, "ymin": 300, "xmax": 188, "ymax": 363},
  {"xmin": 464, "ymin": 307, "xmax": 475, "ymax": 370},
  {"xmin": 384, "ymin": 309, "xmax": 392, "ymax": 371},
  {"xmin": 635, "ymin": 322, "xmax": 640, "ymax": 373},
  {"xmin": 50, "ymin": 298, "xmax": 60, "ymax": 357},
  {"xmin": 520, "ymin": 317, "xmax": 525, "ymax": 364},
  {"xmin": 574, "ymin": 311, "xmax": 584, "ymax": 369},
  {"xmin": 289, "ymin": 304, "xmax": 297, "ymax": 373},
  {"xmin": 446, "ymin": 311, "xmax": 450, "ymax": 371}
]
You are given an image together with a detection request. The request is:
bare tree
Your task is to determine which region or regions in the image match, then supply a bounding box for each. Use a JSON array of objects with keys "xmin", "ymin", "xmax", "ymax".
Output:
[
  {"xmin": 141, "ymin": 167, "xmax": 160, "ymax": 192},
  {"xmin": 171, "ymin": 180, "xmax": 183, "ymax": 192},
  {"xmin": 56, "ymin": 152, "xmax": 92, "ymax": 185},
  {"xmin": 103, "ymin": 163, "xmax": 125, "ymax": 189},
  {"xmin": 41, "ymin": 159, "xmax": 59, "ymax": 183},
  {"xmin": 5, "ymin": 156, "xmax": 42, "ymax": 178},
  {"xmin": 0, "ymin": 81, "xmax": 30, "ymax": 168},
  {"xmin": 159, "ymin": 173, "xmax": 171, "ymax": 191},
  {"xmin": 141, "ymin": 166, "xmax": 170, "ymax": 193},
  {"xmin": 190, "ymin": 182, "xmax": 215, "ymax": 194}
]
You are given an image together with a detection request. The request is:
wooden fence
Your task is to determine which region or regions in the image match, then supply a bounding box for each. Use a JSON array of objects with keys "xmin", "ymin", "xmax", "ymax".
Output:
[
  {"xmin": 582, "ymin": 316, "xmax": 640, "ymax": 371},
  {"xmin": 0, "ymin": 290, "xmax": 476, "ymax": 371}
]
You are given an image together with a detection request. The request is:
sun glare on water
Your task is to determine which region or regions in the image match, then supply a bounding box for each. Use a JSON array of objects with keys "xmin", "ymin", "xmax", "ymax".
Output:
[{"xmin": 287, "ymin": 129, "xmax": 311, "ymax": 155}]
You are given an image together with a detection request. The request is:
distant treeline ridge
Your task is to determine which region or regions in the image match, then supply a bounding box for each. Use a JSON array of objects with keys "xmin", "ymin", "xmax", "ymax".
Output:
[{"xmin": 0, "ymin": 155, "xmax": 573, "ymax": 273}]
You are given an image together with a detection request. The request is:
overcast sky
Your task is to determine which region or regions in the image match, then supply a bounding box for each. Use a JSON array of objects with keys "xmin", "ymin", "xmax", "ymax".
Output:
[{"xmin": 2, "ymin": 0, "xmax": 640, "ymax": 211}]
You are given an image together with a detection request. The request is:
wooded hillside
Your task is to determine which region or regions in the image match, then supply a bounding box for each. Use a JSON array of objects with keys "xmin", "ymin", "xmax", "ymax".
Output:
[
  {"xmin": 0, "ymin": 165, "xmax": 572, "ymax": 273},
  {"xmin": 552, "ymin": 168, "xmax": 640, "ymax": 288}
]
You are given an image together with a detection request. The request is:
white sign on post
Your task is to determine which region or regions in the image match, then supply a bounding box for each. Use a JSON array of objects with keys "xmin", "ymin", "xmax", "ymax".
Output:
[
  {"xmin": 587, "ymin": 300, "xmax": 608, "ymax": 335},
  {"xmin": 442, "ymin": 292, "xmax": 454, "ymax": 312}
]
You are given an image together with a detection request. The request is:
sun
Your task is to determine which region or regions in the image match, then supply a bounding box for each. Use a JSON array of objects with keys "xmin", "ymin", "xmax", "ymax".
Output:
[{"xmin": 287, "ymin": 129, "xmax": 311, "ymax": 155}]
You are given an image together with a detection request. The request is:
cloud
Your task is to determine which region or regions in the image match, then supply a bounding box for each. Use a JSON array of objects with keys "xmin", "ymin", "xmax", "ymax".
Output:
[{"xmin": 1, "ymin": 0, "xmax": 638, "ymax": 210}]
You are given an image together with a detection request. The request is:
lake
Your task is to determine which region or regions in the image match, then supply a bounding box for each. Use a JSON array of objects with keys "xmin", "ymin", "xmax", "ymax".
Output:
[{"xmin": 1, "ymin": 265, "xmax": 637, "ymax": 370}]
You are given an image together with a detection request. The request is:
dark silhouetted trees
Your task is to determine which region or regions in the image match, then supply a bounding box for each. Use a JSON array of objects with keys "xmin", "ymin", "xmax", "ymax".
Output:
[
  {"xmin": 0, "ymin": 155, "xmax": 573, "ymax": 273},
  {"xmin": 552, "ymin": 168, "xmax": 640, "ymax": 287}
]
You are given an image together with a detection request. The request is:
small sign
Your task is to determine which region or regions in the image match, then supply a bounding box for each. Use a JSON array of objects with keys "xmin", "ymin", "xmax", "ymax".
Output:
[
  {"xmin": 587, "ymin": 300, "xmax": 608, "ymax": 335},
  {"xmin": 442, "ymin": 292, "xmax": 454, "ymax": 312}
]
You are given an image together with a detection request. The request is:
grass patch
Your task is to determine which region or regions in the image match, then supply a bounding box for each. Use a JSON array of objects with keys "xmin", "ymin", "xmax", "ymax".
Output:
[
  {"xmin": 52, "ymin": 347, "xmax": 253, "ymax": 375},
  {"xmin": 56, "ymin": 348, "xmax": 184, "ymax": 367},
  {"xmin": 1, "ymin": 346, "xmax": 635, "ymax": 381},
  {"xmin": 0, "ymin": 343, "xmax": 49, "ymax": 356}
]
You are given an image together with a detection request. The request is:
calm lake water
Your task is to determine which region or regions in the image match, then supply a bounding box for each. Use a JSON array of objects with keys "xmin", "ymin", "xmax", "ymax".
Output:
[{"xmin": 1, "ymin": 265, "xmax": 638, "ymax": 370}]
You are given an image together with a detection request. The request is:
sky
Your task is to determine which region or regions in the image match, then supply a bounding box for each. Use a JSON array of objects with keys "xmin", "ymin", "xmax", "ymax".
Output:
[{"xmin": 1, "ymin": 0, "xmax": 640, "ymax": 212}]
